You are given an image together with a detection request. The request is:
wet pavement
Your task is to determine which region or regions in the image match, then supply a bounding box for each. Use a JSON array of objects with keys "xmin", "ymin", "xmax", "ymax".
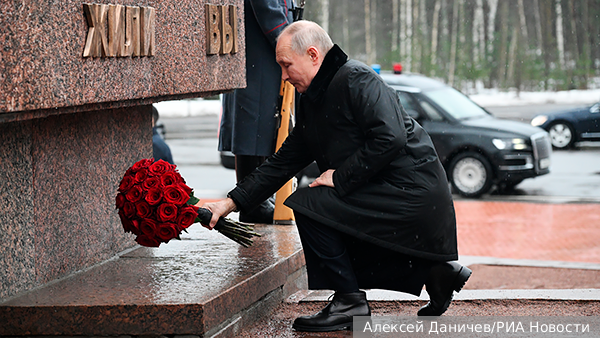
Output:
[{"xmin": 235, "ymin": 199, "xmax": 600, "ymax": 338}]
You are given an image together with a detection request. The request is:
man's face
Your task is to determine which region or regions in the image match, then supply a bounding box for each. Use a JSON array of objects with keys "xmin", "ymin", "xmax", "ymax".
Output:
[{"xmin": 276, "ymin": 34, "xmax": 319, "ymax": 93}]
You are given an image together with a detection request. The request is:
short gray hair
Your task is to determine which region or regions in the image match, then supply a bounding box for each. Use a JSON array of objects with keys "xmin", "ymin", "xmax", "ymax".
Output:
[{"xmin": 279, "ymin": 20, "xmax": 333, "ymax": 55}]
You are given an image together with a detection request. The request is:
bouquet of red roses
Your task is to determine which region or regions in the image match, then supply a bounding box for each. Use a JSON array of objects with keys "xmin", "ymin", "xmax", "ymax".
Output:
[{"xmin": 116, "ymin": 158, "xmax": 260, "ymax": 247}]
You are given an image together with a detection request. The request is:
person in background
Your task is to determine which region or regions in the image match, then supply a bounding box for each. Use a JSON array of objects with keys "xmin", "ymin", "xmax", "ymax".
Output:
[
  {"xmin": 201, "ymin": 21, "xmax": 471, "ymax": 332},
  {"xmin": 152, "ymin": 106, "xmax": 174, "ymax": 165},
  {"xmin": 218, "ymin": 0, "xmax": 294, "ymax": 224}
]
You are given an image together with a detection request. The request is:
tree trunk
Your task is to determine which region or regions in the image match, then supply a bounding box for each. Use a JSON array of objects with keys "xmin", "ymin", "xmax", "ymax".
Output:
[
  {"xmin": 419, "ymin": 0, "xmax": 427, "ymax": 74},
  {"xmin": 580, "ymin": 0, "xmax": 590, "ymax": 88},
  {"xmin": 533, "ymin": 0, "xmax": 543, "ymax": 52},
  {"xmin": 405, "ymin": 0, "xmax": 412, "ymax": 72},
  {"xmin": 392, "ymin": 0, "xmax": 398, "ymax": 52},
  {"xmin": 555, "ymin": 0, "xmax": 566, "ymax": 69},
  {"xmin": 486, "ymin": 0, "xmax": 499, "ymax": 59},
  {"xmin": 518, "ymin": 0, "xmax": 528, "ymax": 42},
  {"xmin": 448, "ymin": 0, "xmax": 460, "ymax": 86},
  {"xmin": 321, "ymin": 0, "xmax": 330, "ymax": 33},
  {"xmin": 430, "ymin": 0, "xmax": 441, "ymax": 76},
  {"xmin": 370, "ymin": 0, "xmax": 377, "ymax": 64},
  {"xmin": 364, "ymin": 0, "xmax": 372, "ymax": 64},
  {"xmin": 342, "ymin": 0, "xmax": 349, "ymax": 49},
  {"xmin": 497, "ymin": 0, "xmax": 509, "ymax": 87},
  {"xmin": 473, "ymin": 0, "xmax": 485, "ymax": 66}
]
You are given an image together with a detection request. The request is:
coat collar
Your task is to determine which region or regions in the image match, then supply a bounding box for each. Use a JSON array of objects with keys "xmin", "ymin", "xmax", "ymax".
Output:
[{"xmin": 304, "ymin": 44, "xmax": 348, "ymax": 103}]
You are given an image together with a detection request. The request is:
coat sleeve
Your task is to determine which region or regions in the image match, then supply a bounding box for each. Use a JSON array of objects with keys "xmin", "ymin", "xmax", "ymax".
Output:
[
  {"xmin": 228, "ymin": 126, "xmax": 314, "ymax": 212},
  {"xmin": 248, "ymin": 0, "xmax": 294, "ymax": 48},
  {"xmin": 332, "ymin": 67, "xmax": 408, "ymax": 196}
]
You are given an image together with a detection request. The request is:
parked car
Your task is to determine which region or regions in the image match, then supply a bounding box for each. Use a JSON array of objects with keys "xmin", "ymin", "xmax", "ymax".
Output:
[
  {"xmin": 379, "ymin": 72, "xmax": 552, "ymax": 197},
  {"xmin": 530, "ymin": 102, "xmax": 600, "ymax": 149}
]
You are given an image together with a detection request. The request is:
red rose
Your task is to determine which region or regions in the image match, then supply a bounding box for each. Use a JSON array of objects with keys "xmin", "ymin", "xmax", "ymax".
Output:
[
  {"xmin": 163, "ymin": 185, "xmax": 189, "ymax": 205},
  {"xmin": 125, "ymin": 185, "xmax": 143, "ymax": 203},
  {"xmin": 132, "ymin": 158, "xmax": 153, "ymax": 172},
  {"xmin": 142, "ymin": 176, "xmax": 161, "ymax": 190},
  {"xmin": 118, "ymin": 210, "xmax": 133, "ymax": 232},
  {"xmin": 178, "ymin": 182, "xmax": 193, "ymax": 198},
  {"xmin": 129, "ymin": 219, "xmax": 141, "ymax": 236},
  {"xmin": 135, "ymin": 201, "xmax": 153, "ymax": 219},
  {"xmin": 149, "ymin": 159, "xmax": 172, "ymax": 176},
  {"xmin": 123, "ymin": 201, "xmax": 136, "ymax": 218},
  {"xmin": 118, "ymin": 175, "xmax": 135, "ymax": 192},
  {"xmin": 157, "ymin": 223, "xmax": 178, "ymax": 242},
  {"xmin": 177, "ymin": 205, "xmax": 199, "ymax": 230},
  {"xmin": 135, "ymin": 169, "xmax": 148, "ymax": 183},
  {"xmin": 115, "ymin": 193, "xmax": 126, "ymax": 209},
  {"xmin": 157, "ymin": 203, "xmax": 178, "ymax": 222},
  {"xmin": 145, "ymin": 187, "xmax": 163, "ymax": 205},
  {"xmin": 135, "ymin": 234, "xmax": 160, "ymax": 247},
  {"xmin": 160, "ymin": 171, "xmax": 182, "ymax": 187},
  {"xmin": 140, "ymin": 218, "xmax": 159, "ymax": 236}
]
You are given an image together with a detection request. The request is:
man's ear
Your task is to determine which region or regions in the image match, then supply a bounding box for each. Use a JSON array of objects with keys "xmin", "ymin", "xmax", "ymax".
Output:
[{"xmin": 307, "ymin": 46, "xmax": 320, "ymax": 65}]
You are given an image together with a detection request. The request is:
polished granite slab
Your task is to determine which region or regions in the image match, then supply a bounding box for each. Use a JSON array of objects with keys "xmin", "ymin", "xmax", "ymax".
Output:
[{"xmin": 0, "ymin": 224, "xmax": 304, "ymax": 336}]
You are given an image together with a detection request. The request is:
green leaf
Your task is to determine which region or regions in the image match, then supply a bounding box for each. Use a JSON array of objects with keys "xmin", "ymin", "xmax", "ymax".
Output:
[{"xmin": 187, "ymin": 191, "xmax": 200, "ymax": 206}]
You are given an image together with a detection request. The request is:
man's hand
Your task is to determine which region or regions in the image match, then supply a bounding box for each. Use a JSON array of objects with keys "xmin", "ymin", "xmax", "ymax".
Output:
[
  {"xmin": 309, "ymin": 169, "xmax": 335, "ymax": 188},
  {"xmin": 196, "ymin": 198, "xmax": 237, "ymax": 230}
]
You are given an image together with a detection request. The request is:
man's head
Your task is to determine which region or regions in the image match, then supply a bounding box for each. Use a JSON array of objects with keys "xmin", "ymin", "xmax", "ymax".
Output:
[{"xmin": 276, "ymin": 21, "xmax": 333, "ymax": 93}]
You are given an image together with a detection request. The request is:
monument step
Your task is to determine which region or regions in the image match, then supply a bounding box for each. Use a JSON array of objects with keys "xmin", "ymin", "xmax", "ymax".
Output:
[{"xmin": 0, "ymin": 224, "xmax": 305, "ymax": 337}]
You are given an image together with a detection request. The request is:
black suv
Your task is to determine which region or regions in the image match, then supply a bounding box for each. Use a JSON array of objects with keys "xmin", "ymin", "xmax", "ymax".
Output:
[{"xmin": 381, "ymin": 72, "xmax": 552, "ymax": 197}]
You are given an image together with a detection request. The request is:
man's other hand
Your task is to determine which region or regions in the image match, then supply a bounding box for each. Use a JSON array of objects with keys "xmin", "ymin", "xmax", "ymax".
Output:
[{"xmin": 309, "ymin": 169, "xmax": 335, "ymax": 188}]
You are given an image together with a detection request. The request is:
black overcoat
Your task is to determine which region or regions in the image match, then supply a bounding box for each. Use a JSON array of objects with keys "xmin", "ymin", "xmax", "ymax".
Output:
[
  {"xmin": 229, "ymin": 45, "xmax": 458, "ymax": 262},
  {"xmin": 218, "ymin": 0, "xmax": 294, "ymax": 157}
]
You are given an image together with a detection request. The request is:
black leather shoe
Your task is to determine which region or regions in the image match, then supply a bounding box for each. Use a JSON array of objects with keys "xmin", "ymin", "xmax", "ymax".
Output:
[
  {"xmin": 239, "ymin": 199, "xmax": 274, "ymax": 224},
  {"xmin": 292, "ymin": 291, "xmax": 371, "ymax": 332},
  {"xmin": 418, "ymin": 262, "xmax": 472, "ymax": 316}
]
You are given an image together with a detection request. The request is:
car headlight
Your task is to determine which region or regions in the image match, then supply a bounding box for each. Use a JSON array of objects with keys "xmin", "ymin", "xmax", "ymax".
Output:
[
  {"xmin": 531, "ymin": 115, "xmax": 548, "ymax": 127},
  {"xmin": 492, "ymin": 138, "xmax": 529, "ymax": 150}
]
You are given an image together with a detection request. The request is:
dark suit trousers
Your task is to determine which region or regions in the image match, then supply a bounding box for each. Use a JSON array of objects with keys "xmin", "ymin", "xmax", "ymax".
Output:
[{"xmin": 295, "ymin": 212, "xmax": 433, "ymax": 296}]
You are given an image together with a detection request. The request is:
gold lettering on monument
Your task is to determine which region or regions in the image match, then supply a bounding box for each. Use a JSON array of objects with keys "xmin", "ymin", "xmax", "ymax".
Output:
[
  {"xmin": 205, "ymin": 4, "xmax": 238, "ymax": 55},
  {"xmin": 83, "ymin": 3, "xmax": 155, "ymax": 58}
]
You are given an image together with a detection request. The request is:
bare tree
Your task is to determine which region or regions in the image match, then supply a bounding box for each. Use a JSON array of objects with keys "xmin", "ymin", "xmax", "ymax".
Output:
[
  {"xmin": 533, "ymin": 0, "xmax": 543, "ymax": 52},
  {"xmin": 448, "ymin": 0, "xmax": 461, "ymax": 85},
  {"xmin": 486, "ymin": 0, "xmax": 499, "ymax": 60},
  {"xmin": 473, "ymin": 0, "xmax": 485, "ymax": 66},
  {"xmin": 342, "ymin": 0, "xmax": 349, "ymax": 49},
  {"xmin": 404, "ymin": 0, "xmax": 412, "ymax": 71},
  {"xmin": 364, "ymin": 0, "xmax": 372, "ymax": 64},
  {"xmin": 321, "ymin": 0, "xmax": 330, "ymax": 33},
  {"xmin": 518, "ymin": 0, "xmax": 529, "ymax": 42},
  {"xmin": 391, "ymin": 0, "xmax": 399, "ymax": 52},
  {"xmin": 430, "ymin": 0, "xmax": 441, "ymax": 76},
  {"xmin": 555, "ymin": 0, "xmax": 566, "ymax": 69}
]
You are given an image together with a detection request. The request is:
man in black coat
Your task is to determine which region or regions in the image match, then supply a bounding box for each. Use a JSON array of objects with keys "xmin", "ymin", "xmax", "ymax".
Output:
[
  {"xmin": 202, "ymin": 20, "xmax": 471, "ymax": 332},
  {"xmin": 218, "ymin": 0, "xmax": 294, "ymax": 223}
]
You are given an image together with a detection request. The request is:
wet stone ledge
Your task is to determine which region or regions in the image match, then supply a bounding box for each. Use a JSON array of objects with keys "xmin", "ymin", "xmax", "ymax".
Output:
[{"xmin": 0, "ymin": 224, "xmax": 305, "ymax": 337}]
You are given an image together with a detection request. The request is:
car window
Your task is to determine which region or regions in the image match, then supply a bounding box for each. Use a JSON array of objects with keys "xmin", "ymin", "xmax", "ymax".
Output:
[
  {"xmin": 423, "ymin": 87, "xmax": 489, "ymax": 120},
  {"xmin": 418, "ymin": 100, "xmax": 445, "ymax": 121},
  {"xmin": 591, "ymin": 103, "xmax": 599, "ymax": 114},
  {"xmin": 397, "ymin": 91, "xmax": 419, "ymax": 112}
]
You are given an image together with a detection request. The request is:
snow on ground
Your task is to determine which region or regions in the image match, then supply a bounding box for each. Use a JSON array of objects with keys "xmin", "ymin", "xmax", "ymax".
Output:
[
  {"xmin": 155, "ymin": 88, "xmax": 600, "ymax": 118},
  {"xmin": 469, "ymin": 88, "xmax": 600, "ymax": 107}
]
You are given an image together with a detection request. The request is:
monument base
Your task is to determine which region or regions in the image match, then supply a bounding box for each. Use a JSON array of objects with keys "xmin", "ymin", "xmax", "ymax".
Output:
[{"xmin": 0, "ymin": 224, "xmax": 306, "ymax": 337}]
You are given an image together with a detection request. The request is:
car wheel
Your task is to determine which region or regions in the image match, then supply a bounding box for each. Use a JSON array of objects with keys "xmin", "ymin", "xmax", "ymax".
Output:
[
  {"xmin": 547, "ymin": 122, "xmax": 575, "ymax": 149},
  {"xmin": 449, "ymin": 152, "xmax": 493, "ymax": 198}
]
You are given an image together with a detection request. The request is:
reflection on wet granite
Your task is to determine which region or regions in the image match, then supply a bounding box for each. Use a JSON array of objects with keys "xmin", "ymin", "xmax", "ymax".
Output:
[{"xmin": 0, "ymin": 224, "xmax": 304, "ymax": 336}]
